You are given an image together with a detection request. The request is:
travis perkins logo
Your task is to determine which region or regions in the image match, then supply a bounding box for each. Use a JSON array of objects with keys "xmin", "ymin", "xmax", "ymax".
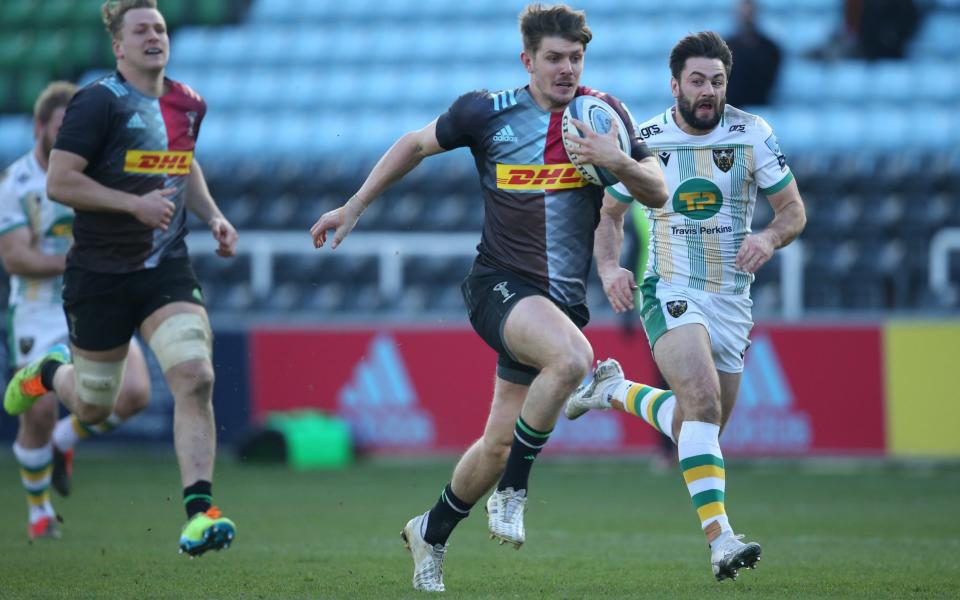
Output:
[
  {"xmin": 712, "ymin": 148, "xmax": 734, "ymax": 173},
  {"xmin": 666, "ymin": 300, "xmax": 688, "ymax": 318}
]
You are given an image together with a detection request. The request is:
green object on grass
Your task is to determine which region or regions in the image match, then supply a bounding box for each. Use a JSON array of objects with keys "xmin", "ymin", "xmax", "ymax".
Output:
[{"xmin": 266, "ymin": 411, "xmax": 352, "ymax": 470}]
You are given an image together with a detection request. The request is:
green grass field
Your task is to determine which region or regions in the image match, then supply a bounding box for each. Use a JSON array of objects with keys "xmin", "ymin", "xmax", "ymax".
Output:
[{"xmin": 1, "ymin": 452, "xmax": 958, "ymax": 599}]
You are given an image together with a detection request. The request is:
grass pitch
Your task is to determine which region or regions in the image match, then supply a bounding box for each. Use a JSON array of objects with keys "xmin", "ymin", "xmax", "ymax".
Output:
[{"xmin": 0, "ymin": 452, "xmax": 957, "ymax": 599}]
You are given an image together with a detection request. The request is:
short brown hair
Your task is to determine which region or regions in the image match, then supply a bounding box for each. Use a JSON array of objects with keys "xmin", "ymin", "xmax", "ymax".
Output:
[
  {"xmin": 519, "ymin": 3, "xmax": 592, "ymax": 54},
  {"xmin": 669, "ymin": 31, "xmax": 733, "ymax": 80},
  {"xmin": 101, "ymin": 0, "xmax": 158, "ymax": 39},
  {"xmin": 33, "ymin": 81, "xmax": 79, "ymax": 124}
]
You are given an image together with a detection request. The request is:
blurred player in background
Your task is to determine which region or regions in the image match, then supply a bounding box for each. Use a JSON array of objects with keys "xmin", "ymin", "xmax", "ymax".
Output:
[
  {"xmin": 2, "ymin": 0, "xmax": 239, "ymax": 556},
  {"xmin": 311, "ymin": 3, "xmax": 666, "ymax": 592},
  {"xmin": 0, "ymin": 81, "xmax": 151, "ymax": 540},
  {"xmin": 566, "ymin": 31, "xmax": 806, "ymax": 581}
]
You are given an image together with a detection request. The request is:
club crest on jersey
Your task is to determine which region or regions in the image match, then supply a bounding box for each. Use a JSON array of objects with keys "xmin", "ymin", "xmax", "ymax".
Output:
[
  {"xmin": 712, "ymin": 148, "xmax": 734, "ymax": 173},
  {"xmin": 666, "ymin": 300, "xmax": 688, "ymax": 318}
]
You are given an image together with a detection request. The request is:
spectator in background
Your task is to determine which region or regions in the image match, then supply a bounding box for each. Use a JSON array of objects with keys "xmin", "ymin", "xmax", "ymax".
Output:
[
  {"xmin": 725, "ymin": 0, "xmax": 782, "ymax": 107},
  {"xmin": 809, "ymin": 0, "xmax": 921, "ymax": 60},
  {"xmin": 854, "ymin": 0, "xmax": 920, "ymax": 59}
]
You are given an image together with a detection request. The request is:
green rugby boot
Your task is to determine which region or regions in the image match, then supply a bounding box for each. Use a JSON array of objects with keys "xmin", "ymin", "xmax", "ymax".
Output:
[
  {"xmin": 4, "ymin": 344, "xmax": 70, "ymax": 416},
  {"xmin": 179, "ymin": 507, "xmax": 236, "ymax": 557}
]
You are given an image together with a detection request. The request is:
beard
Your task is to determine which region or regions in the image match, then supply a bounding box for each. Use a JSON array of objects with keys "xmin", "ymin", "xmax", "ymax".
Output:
[{"xmin": 677, "ymin": 91, "xmax": 724, "ymax": 131}]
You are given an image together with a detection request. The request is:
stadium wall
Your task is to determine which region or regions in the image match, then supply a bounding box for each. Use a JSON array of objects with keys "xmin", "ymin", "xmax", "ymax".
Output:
[{"xmin": 2, "ymin": 322, "xmax": 954, "ymax": 459}]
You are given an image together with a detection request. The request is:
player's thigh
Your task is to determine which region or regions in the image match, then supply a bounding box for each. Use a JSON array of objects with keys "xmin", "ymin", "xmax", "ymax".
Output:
[
  {"xmin": 481, "ymin": 377, "xmax": 527, "ymax": 447},
  {"xmin": 717, "ymin": 370, "xmax": 742, "ymax": 430},
  {"xmin": 704, "ymin": 293, "xmax": 754, "ymax": 374},
  {"xmin": 62, "ymin": 265, "xmax": 138, "ymax": 353},
  {"xmin": 652, "ymin": 323, "xmax": 720, "ymax": 409},
  {"xmin": 502, "ymin": 295, "xmax": 592, "ymax": 372}
]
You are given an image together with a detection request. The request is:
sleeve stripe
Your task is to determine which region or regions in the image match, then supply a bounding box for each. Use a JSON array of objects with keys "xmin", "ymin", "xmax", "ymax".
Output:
[
  {"xmin": 760, "ymin": 171, "xmax": 794, "ymax": 195},
  {"xmin": 606, "ymin": 186, "xmax": 633, "ymax": 203}
]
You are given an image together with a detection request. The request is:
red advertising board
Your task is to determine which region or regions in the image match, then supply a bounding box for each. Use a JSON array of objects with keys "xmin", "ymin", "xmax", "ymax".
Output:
[{"xmin": 250, "ymin": 324, "xmax": 885, "ymax": 455}]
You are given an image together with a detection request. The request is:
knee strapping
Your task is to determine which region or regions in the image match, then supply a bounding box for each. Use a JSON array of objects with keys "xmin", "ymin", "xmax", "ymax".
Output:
[
  {"xmin": 73, "ymin": 355, "xmax": 126, "ymax": 408},
  {"xmin": 148, "ymin": 313, "xmax": 212, "ymax": 372}
]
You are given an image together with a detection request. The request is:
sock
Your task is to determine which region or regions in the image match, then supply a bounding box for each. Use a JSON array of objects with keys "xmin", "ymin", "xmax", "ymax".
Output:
[
  {"xmin": 497, "ymin": 416, "xmax": 551, "ymax": 492},
  {"xmin": 39, "ymin": 359, "xmax": 64, "ymax": 391},
  {"xmin": 183, "ymin": 480, "xmax": 213, "ymax": 519},
  {"xmin": 13, "ymin": 442, "xmax": 55, "ymax": 522},
  {"xmin": 609, "ymin": 380, "xmax": 677, "ymax": 443},
  {"xmin": 423, "ymin": 483, "xmax": 473, "ymax": 546},
  {"xmin": 53, "ymin": 413, "xmax": 125, "ymax": 451},
  {"xmin": 677, "ymin": 421, "xmax": 732, "ymax": 544}
]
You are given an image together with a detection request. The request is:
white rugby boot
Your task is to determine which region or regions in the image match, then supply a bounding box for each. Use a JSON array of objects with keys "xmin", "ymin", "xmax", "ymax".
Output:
[
  {"xmin": 710, "ymin": 532, "xmax": 762, "ymax": 581},
  {"xmin": 486, "ymin": 487, "xmax": 526, "ymax": 549},
  {"xmin": 564, "ymin": 358, "xmax": 624, "ymax": 420},
  {"xmin": 401, "ymin": 512, "xmax": 447, "ymax": 592}
]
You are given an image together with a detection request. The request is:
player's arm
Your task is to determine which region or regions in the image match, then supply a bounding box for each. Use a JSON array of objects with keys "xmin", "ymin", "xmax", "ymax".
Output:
[
  {"xmin": 565, "ymin": 119, "xmax": 667, "ymax": 207},
  {"xmin": 594, "ymin": 191, "xmax": 637, "ymax": 313},
  {"xmin": 609, "ymin": 154, "xmax": 667, "ymax": 208},
  {"xmin": 735, "ymin": 177, "xmax": 806, "ymax": 273},
  {"xmin": 47, "ymin": 149, "xmax": 176, "ymax": 231},
  {"xmin": 185, "ymin": 159, "xmax": 237, "ymax": 257},
  {"xmin": 310, "ymin": 120, "xmax": 447, "ymax": 249},
  {"xmin": 0, "ymin": 227, "xmax": 65, "ymax": 277}
]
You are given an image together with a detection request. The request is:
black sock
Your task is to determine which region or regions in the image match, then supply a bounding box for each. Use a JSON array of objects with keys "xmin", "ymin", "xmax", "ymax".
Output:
[
  {"xmin": 423, "ymin": 483, "xmax": 473, "ymax": 546},
  {"xmin": 40, "ymin": 360, "xmax": 64, "ymax": 391},
  {"xmin": 183, "ymin": 480, "xmax": 212, "ymax": 518},
  {"xmin": 497, "ymin": 416, "xmax": 551, "ymax": 492}
]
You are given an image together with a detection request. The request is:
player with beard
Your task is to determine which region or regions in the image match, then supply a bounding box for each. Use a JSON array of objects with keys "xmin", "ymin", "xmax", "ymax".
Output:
[
  {"xmin": 312, "ymin": 3, "xmax": 666, "ymax": 592},
  {"xmin": 565, "ymin": 31, "xmax": 806, "ymax": 582}
]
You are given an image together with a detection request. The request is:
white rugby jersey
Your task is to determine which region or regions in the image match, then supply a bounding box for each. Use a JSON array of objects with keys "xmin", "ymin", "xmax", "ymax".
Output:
[
  {"xmin": 0, "ymin": 151, "xmax": 74, "ymax": 306},
  {"xmin": 611, "ymin": 105, "xmax": 792, "ymax": 295}
]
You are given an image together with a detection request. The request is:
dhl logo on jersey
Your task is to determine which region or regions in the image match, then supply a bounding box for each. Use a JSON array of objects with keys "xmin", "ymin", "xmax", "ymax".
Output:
[
  {"xmin": 496, "ymin": 163, "xmax": 588, "ymax": 190},
  {"xmin": 124, "ymin": 150, "xmax": 193, "ymax": 175}
]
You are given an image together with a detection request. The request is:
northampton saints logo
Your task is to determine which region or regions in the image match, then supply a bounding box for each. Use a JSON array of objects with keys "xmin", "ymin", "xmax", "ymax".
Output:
[
  {"xmin": 712, "ymin": 148, "xmax": 735, "ymax": 173},
  {"xmin": 666, "ymin": 300, "xmax": 688, "ymax": 318}
]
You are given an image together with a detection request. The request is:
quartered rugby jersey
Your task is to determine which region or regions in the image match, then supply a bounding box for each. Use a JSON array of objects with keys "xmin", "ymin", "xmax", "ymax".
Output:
[
  {"xmin": 54, "ymin": 71, "xmax": 206, "ymax": 273},
  {"xmin": 611, "ymin": 105, "xmax": 793, "ymax": 295},
  {"xmin": 436, "ymin": 85, "xmax": 650, "ymax": 306},
  {"xmin": 0, "ymin": 152, "xmax": 74, "ymax": 306}
]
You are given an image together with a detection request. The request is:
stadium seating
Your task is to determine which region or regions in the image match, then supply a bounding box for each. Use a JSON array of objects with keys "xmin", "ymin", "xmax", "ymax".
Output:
[{"xmin": 1, "ymin": 0, "xmax": 957, "ymax": 316}]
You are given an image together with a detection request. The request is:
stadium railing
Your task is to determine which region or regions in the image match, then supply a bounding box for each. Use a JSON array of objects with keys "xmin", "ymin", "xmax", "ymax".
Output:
[{"xmin": 185, "ymin": 230, "xmax": 806, "ymax": 319}]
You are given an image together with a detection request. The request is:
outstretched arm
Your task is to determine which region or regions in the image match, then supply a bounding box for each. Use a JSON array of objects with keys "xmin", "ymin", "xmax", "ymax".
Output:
[
  {"xmin": 595, "ymin": 192, "xmax": 637, "ymax": 313},
  {"xmin": 736, "ymin": 178, "xmax": 806, "ymax": 273},
  {"xmin": 310, "ymin": 120, "xmax": 447, "ymax": 249}
]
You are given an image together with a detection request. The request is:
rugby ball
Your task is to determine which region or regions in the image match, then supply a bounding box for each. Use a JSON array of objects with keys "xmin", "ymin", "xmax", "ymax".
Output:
[{"xmin": 562, "ymin": 95, "xmax": 631, "ymax": 186}]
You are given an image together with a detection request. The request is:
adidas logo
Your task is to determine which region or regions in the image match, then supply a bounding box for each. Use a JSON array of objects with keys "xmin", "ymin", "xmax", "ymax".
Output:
[
  {"xmin": 492, "ymin": 125, "xmax": 518, "ymax": 143},
  {"xmin": 723, "ymin": 335, "xmax": 812, "ymax": 452},
  {"xmin": 336, "ymin": 334, "xmax": 435, "ymax": 448},
  {"xmin": 126, "ymin": 113, "xmax": 146, "ymax": 129}
]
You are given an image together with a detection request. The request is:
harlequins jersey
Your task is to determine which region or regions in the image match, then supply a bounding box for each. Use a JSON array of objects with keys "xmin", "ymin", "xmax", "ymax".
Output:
[
  {"xmin": 436, "ymin": 85, "xmax": 650, "ymax": 306},
  {"xmin": 54, "ymin": 71, "xmax": 206, "ymax": 273}
]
